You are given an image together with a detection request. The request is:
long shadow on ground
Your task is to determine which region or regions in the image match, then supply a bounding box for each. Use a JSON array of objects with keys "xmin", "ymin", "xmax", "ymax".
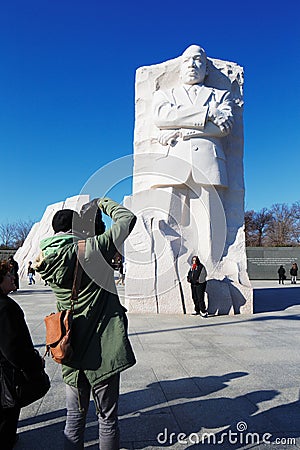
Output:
[
  {"xmin": 16, "ymin": 373, "xmax": 300, "ymax": 449},
  {"xmin": 254, "ymin": 286, "xmax": 300, "ymax": 313}
]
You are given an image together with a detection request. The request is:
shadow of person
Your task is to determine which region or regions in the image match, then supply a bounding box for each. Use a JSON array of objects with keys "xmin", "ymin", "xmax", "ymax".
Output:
[
  {"xmin": 119, "ymin": 372, "xmax": 248, "ymax": 416},
  {"xmin": 187, "ymin": 394, "xmax": 300, "ymax": 449},
  {"xmin": 117, "ymin": 372, "xmax": 252, "ymax": 446},
  {"xmin": 168, "ymin": 390, "xmax": 280, "ymax": 441},
  {"xmin": 17, "ymin": 403, "xmax": 101, "ymax": 449},
  {"xmin": 119, "ymin": 387, "xmax": 279, "ymax": 448},
  {"xmin": 206, "ymin": 279, "xmax": 247, "ymax": 315},
  {"xmin": 16, "ymin": 409, "xmax": 66, "ymax": 450}
]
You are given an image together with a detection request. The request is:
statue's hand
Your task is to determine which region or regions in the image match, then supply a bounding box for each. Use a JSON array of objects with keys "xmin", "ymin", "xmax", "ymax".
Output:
[
  {"xmin": 158, "ymin": 130, "xmax": 180, "ymax": 146},
  {"xmin": 219, "ymin": 117, "xmax": 234, "ymax": 133},
  {"xmin": 208, "ymin": 107, "xmax": 234, "ymax": 133}
]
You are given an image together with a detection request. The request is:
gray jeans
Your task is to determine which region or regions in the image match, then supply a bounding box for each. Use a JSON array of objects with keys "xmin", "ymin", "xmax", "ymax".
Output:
[{"xmin": 64, "ymin": 371, "xmax": 120, "ymax": 450}]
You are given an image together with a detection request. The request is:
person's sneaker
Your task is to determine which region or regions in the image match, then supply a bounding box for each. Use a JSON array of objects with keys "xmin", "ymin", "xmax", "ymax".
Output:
[
  {"xmin": 200, "ymin": 311, "xmax": 208, "ymax": 318},
  {"xmin": 191, "ymin": 312, "xmax": 200, "ymax": 316}
]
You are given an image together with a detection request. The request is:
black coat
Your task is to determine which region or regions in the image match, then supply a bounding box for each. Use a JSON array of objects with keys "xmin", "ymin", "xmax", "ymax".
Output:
[
  {"xmin": 0, "ymin": 294, "xmax": 42, "ymax": 377},
  {"xmin": 187, "ymin": 264, "xmax": 204, "ymax": 285},
  {"xmin": 290, "ymin": 267, "xmax": 298, "ymax": 276}
]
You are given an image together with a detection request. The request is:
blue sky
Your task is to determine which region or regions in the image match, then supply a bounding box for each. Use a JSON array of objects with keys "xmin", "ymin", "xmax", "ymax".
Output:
[{"xmin": 1, "ymin": 0, "xmax": 299, "ymax": 223}]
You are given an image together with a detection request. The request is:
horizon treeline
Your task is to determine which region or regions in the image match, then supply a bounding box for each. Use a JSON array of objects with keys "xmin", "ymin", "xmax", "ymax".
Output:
[
  {"xmin": 245, "ymin": 201, "xmax": 300, "ymax": 247},
  {"xmin": 0, "ymin": 220, "xmax": 34, "ymax": 250},
  {"xmin": 0, "ymin": 201, "xmax": 299, "ymax": 250}
]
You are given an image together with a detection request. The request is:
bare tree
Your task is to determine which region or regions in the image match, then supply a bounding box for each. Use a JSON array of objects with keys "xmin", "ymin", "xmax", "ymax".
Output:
[
  {"xmin": 0, "ymin": 219, "xmax": 34, "ymax": 249},
  {"xmin": 245, "ymin": 210, "xmax": 256, "ymax": 246},
  {"xmin": 244, "ymin": 208, "xmax": 272, "ymax": 246},
  {"xmin": 267, "ymin": 203, "xmax": 295, "ymax": 246},
  {"xmin": 254, "ymin": 208, "xmax": 273, "ymax": 246},
  {"xmin": 13, "ymin": 219, "xmax": 34, "ymax": 248},
  {"xmin": 291, "ymin": 201, "xmax": 300, "ymax": 244},
  {"xmin": 0, "ymin": 223, "xmax": 17, "ymax": 248}
]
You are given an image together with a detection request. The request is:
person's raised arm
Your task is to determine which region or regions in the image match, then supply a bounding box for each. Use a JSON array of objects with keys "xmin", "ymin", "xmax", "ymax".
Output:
[{"xmin": 87, "ymin": 198, "xmax": 136, "ymax": 262}]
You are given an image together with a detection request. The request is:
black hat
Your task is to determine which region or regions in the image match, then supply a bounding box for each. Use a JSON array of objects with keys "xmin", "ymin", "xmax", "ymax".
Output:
[{"xmin": 52, "ymin": 209, "xmax": 80, "ymax": 233}]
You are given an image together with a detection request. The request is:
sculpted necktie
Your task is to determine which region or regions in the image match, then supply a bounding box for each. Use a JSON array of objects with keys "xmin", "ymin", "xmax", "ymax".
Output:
[{"xmin": 189, "ymin": 85, "xmax": 198, "ymax": 103}]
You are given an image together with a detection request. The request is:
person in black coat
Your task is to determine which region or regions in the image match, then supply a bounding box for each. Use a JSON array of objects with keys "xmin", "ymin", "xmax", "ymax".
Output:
[
  {"xmin": 8, "ymin": 256, "xmax": 19, "ymax": 291},
  {"xmin": 0, "ymin": 261, "xmax": 44, "ymax": 449},
  {"xmin": 290, "ymin": 263, "xmax": 298, "ymax": 284},
  {"xmin": 187, "ymin": 256, "xmax": 208, "ymax": 317},
  {"xmin": 278, "ymin": 265, "xmax": 286, "ymax": 284}
]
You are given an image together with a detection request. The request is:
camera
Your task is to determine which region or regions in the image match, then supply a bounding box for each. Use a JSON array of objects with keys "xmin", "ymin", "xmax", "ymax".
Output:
[{"xmin": 79, "ymin": 199, "xmax": 106, "ymax": 237}]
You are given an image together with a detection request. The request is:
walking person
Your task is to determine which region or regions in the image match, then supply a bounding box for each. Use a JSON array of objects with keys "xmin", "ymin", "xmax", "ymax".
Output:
[
  {"xmin": 290, "ymin": 263, "xmax": 298, "ymax": 284},
  {"xmin": 187, "ymin": 256, "xmax": 208, "ymax": 317},
  {"xmin": 0, "ymin": 261, "xmax": 45, "ymax": 449},
  {"xmin": 27, "ymin": 261, "xmax": 35, "ymax": 285},
  {"xmin": 278, "ymin": 265, "xmax": 286, "ymax": 284},
  {"xmin": 122, "ymin": 261, "xmax": 127, "ymax": 285},
  {"xmin": 35, "ymin": 197, "xmax": 136, "ymax": 449},
  {"xmin": 116, "ymin": 261, "xmax": 125, "ymax": 286}
]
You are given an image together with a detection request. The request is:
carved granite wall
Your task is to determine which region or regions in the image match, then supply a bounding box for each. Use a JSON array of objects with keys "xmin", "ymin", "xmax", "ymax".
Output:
[{"xmin": 124, "ymin": 46, "xmax": 253, "ymax": 315}]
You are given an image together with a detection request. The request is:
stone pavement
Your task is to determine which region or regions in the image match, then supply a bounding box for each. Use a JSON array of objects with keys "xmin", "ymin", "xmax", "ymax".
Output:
[{"xmin": 10, "ymin": 280, "xmax": 300, "ymax": 450}]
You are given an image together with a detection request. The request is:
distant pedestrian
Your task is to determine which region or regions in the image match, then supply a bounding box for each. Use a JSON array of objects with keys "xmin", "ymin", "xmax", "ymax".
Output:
[
  {"xmin": 116, "ymin": 260, "xmax": 125, "ymax": 285},
  {"xmin": 278, "ymin": 265, "xmax": 286, "ymax": 284},
  {"xmin": 27, "ymin": 262, "xmax": 35, "ymax": 285},
  {"xmin": 187, "ymin": 256, "xmax": 208, "ymax": 317},
  {"xmin": 8, "ymin": 256, "xmax": 19, "ymax": 291},
  {"xmin": 290, "ymin": 263, "xmax": 298, "ymax": 284},
  {"xmin": 123, "ymin": 261, "xmax": 127, "ymax": 284}
]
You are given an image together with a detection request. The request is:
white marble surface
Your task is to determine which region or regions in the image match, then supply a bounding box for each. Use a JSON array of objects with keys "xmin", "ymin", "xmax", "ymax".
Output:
[
  {"xmin": 125, "ymin": 45, "xmax": 252, "ymax": 315},
  {"xmin": 15, "ymin": 195, "xmax": 89, "ymax": 279}
]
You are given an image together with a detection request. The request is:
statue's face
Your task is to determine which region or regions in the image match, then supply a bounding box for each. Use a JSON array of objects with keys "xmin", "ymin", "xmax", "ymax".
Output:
[{"xmin": 180, "ymin": 47, "xmax": 207, "ymax": 85}]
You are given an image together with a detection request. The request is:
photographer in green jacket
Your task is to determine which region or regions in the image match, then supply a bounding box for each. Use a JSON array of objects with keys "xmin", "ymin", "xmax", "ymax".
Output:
[{"xmin": 36, "ymin": 197, "xmax": 136, "ymax": 450}]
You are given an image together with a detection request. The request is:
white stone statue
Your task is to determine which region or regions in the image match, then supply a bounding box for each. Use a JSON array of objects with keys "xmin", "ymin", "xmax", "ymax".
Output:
[
  {"xmin": 152, "ymin": 44, "xmax": 233, "ymax": 188},
  {"xmin": 124, "ymin": 44, "xmax": 252, "ymax": 315}
]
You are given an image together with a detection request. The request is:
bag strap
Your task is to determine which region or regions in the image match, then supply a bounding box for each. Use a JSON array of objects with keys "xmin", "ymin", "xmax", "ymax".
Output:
[{"xmin": 70, "ymin": 240, "xmax": 86, "ymax": 312}]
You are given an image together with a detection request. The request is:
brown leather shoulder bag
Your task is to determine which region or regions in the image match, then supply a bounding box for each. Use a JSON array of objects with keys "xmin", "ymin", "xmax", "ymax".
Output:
[{"xmin": 44, "ymin": 240, "xmax": 85, "ymax": 364}]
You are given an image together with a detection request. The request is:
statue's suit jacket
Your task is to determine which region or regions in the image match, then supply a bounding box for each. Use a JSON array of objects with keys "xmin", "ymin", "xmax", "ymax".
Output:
[{"xmin": 153, "ymin": 85, "xmax": 233, "ymax": 187}]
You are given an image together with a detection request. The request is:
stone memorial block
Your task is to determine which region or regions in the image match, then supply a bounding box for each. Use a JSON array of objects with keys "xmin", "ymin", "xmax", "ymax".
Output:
[{"xmin": 124, "ymin": 44, "xmax": 253, "ymax": 314}]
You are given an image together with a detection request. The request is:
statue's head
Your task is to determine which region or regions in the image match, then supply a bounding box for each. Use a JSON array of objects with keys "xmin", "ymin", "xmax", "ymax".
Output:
[{"xmin": 180, "ymin": 45, "xmax": 208, "ymax": 86}]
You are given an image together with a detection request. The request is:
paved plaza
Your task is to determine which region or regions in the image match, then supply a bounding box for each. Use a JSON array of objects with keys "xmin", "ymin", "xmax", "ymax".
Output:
[{"xmin": 10, "ymin": 280, "xmax": 300, "ymax": 449}]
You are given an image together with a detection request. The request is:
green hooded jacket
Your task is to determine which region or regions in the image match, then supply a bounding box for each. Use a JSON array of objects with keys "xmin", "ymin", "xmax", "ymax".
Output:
[{"xmin": 36, "ymin": 198, "xmax": 136, "ymax": 387}]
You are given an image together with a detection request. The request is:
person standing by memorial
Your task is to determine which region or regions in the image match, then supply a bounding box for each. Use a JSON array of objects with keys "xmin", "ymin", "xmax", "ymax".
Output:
[
  {"xmin": 35, "ymin": 197, "xmax": 136, "ymax": 449},
  {"xmin": 278, "ymin": 265, "xmax": 286, "ymax": 284},
  {"xmin": 187, "ymin": 256, "xmax": 208, "ymax": 317},
  {"xmin": 290, "ymin": 263, "xmax": 298, "ymax": 284}
]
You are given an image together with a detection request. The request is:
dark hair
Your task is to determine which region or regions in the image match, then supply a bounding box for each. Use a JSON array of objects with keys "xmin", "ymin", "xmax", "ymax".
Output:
[
  {"xmin": 0, "ymin": 261, "xmax": 9, "ymax": 284},
  {"xmin": 192, "ymin": 256, "xmax": 200, "ymax": 265},
  {"xmin": 52, "ymin": 209, "xmax": 81, "ymax": 234}
]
